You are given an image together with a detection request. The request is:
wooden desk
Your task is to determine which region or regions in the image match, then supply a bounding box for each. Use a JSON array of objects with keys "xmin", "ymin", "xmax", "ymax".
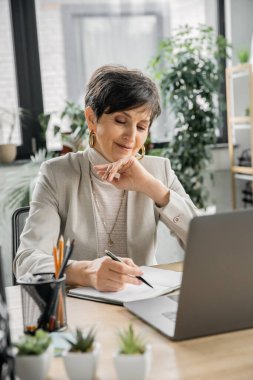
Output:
[{"xmin": 6, "ymin": 263, "xmax": 253, "ymax": 380}]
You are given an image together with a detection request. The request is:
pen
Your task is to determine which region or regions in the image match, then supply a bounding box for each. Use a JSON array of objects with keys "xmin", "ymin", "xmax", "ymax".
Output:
[
  {"xmin": 105, "ymin": 250, "xmax": 153, "ymax": 288},
  {"xmin": 38, "ymin": 239, "xmax": 75, "ymax": 330}
]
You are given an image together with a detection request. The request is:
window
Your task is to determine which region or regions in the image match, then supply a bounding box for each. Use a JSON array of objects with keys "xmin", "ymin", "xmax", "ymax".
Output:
[
  {"xmin": 0, "ymin": 0, "xmax": 21, "ymax": 145},
  {"xmin": 34, "ymin": 0, "xmax": 219, "ymax": 147}
]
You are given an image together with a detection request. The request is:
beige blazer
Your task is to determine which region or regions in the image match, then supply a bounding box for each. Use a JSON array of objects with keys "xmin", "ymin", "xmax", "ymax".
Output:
[{"xmin": 14, "ymin": 149, "xmax": 199, "ymax": 278}]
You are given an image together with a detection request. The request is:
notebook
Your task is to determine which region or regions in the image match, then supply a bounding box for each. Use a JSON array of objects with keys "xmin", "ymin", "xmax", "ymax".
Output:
[
  {"xmin": 125, "ymin": 209, "xmax": 253, "ymax": 340},
  {"xmin": 68, "ymin": 266, "xmax": 182, "ymax": 305}
]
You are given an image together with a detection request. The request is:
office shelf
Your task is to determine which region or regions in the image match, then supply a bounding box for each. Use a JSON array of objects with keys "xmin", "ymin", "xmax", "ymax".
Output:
[
  {"xmin": 232, "ymin": 124, "xmax": 251, "ymax": 131},
  {"xmin": 231, "ymin": 116, "xmax": 250, "ymax": 124},
  {"xmin": 232, "ymin": 166, "xmax": 253, "ymax": 175},
  {"xmin": 226, "ymin": 63, "xmax": 253, "ymax": 208},
  {"xmin": 234, "ymin": 173, "xmax": 253, "ymax": 181}
]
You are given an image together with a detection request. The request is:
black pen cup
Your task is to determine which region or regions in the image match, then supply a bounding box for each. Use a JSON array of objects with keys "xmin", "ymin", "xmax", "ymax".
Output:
[{"xmin": 18, "ymin": 273, "xmax": 67, "ymax": 334}]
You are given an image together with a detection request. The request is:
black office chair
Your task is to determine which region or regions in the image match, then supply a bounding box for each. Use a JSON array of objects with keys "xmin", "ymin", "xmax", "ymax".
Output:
[{"xmin": 11, "ymin": 206, "xmax": 30, "ymax": 284}]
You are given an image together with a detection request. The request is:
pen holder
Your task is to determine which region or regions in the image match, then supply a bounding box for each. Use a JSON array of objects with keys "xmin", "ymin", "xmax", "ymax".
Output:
[{"xmin": 18, "ymin": 273, "xmax": 67, "ymax": 334}]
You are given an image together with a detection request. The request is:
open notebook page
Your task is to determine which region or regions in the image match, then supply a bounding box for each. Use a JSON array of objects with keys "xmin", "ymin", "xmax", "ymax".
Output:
[{"xmin": 68, "ymin": 267, "xmax": 182, "ymax": 305}]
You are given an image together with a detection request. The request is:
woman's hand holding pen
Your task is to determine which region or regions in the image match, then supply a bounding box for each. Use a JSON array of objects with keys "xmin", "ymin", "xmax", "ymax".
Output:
[
  {"xmin": 93, "ymin": 156, "xmax": 170, "ymax": 207},
  {"xmin": 65, "ymin": 256, "xmax": 143, "ymax": 292}
]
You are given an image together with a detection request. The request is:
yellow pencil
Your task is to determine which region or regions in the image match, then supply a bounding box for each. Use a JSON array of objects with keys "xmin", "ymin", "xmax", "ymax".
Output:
[
  {"xmin": 53, "ymin": 246, "xmax": 59, "ymax": 277},
  {"xmin": 59, "ymin": 235, "xmax": 64, "ymax": 268}
]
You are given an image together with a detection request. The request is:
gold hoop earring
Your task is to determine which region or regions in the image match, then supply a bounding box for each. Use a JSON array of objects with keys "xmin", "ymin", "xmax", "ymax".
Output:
[
  {"xmin": 137, "ymin": 145, "xmax": 145, "ymax": 160},
  {"xmin": 89, "ymin": 131, "xmax": 96, "ymax": 148}
]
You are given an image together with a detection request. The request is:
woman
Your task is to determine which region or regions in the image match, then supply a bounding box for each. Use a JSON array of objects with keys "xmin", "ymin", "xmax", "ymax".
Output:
[{"xmin": 14, "ymin": 65, "xmax": 199, "ymax": 291}]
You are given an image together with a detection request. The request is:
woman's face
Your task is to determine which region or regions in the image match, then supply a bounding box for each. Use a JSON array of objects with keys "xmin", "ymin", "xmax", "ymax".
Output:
[{"xmin": 85, "ymin": 105, "xmax": 150, "ymax": 162}]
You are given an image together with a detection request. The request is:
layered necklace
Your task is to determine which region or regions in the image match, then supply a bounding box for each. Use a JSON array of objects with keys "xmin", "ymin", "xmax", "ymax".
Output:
[{"xmin": 89, "ymin": 165, "xmax": 126, "ymax": 249}]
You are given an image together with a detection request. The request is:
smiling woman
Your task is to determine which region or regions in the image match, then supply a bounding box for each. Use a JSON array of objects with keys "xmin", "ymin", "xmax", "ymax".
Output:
[
  {"xmin": 13, "ymin": 64, "xmax": 200, "ymax": 292},
  {"xmin": 85, "ymin": 106, "xmax": 149, "ymax": 163}
]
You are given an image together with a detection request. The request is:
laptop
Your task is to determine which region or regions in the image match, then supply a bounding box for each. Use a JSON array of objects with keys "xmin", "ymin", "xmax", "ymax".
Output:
[{"xmin": 124, "ymin": 209, "xmax": 253, "ymax": 340}]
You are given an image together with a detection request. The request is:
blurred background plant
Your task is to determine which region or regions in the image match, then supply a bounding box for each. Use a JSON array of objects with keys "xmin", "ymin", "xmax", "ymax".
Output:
[
  {"xmin": 0, "ymin": 148, "xmax": 53, "ymax": 285},
  {"xmin": 0, "ymin": 148, "xmax": 52, "ymax": 219},
  {"xmin": 39, "ymin": 100, "xmax": 88, "ymax": 154},
  {"xmin": 149, "ymin": 24, "xmax": 231, "ymax": 208},
  {"xmin": 0, "ymin": 100, "xmax": 87, "ymax": 215},
  {"xmin": 237, "ymin": 48, "xmax": 250, "ymax": 63}
]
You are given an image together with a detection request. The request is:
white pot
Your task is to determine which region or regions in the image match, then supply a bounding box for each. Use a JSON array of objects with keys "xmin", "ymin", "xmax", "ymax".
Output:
[
  {"xmin": 0, "ymin": 143, "xmax": 17, "ymax": 163},
  {"xmin": 63, "ymin": 342, "xmax": 101, "ymax": 380},
  {"xmin": 15, "ymin": 344, "xmax": 54, "ymax": 380},
  {"xmin": 113, "ymin": 344, "xmax": 152, "ymax": 380}
]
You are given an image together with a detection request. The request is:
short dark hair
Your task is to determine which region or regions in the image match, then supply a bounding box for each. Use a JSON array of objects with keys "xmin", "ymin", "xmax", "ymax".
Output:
[{"xmin": 85, "ymin": 64, "xmax": 161, "ymax": 126}]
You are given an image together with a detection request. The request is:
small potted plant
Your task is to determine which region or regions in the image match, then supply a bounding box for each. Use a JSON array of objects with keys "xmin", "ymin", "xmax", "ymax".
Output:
[
  {"xmin": 113, "ymin": 324, "xmax": 152, "ymax": 380},
  {"xmin": 14, "ymin": 329, "xmax": 53, "ymax": 380},
  {"xmin": 38, "ymin": 100, "xmax": 88, "ymax": 154},
  {"xmin": 63, "ymin": 327, "xmax": 100, "ymax": 380},
  {"xmin": 0, "ymin": 106, "xmax": 26, "ymax": 163},
  {"xmin": 238, "ymin": 48, "xmax": 250, "ymax": 63}
]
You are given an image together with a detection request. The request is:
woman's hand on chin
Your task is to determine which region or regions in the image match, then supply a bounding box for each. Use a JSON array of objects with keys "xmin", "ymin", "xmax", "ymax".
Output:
[
  {"xmin": 93, "ymin": 156, "xmax": 170, "ymax": 207},
  {"xmin": 93, "ymin": 156, "xmax": 153, "ymax": 193},
  {"xmin": 65, "ymin": 256, "xmax": 143, "ymax": 292}
]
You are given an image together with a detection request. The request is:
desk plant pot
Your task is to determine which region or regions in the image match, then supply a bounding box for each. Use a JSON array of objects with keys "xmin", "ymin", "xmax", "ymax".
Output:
[
  {"xmin": 14, "ymin": 329, "xmax": 53, "ymax": 380},
  {"xmin": 63, "ymin": 327, "xmax": 100, "ymax": 380},
  {"xmin": 113, "ymin": 324, "xmax": 152, "ymax": 380},
  {"xmin": 0, "ymin": 143, "xmax": 17, "ymax": 163}
]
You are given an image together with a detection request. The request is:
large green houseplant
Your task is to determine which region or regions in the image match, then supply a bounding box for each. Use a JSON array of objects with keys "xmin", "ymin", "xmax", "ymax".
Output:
[
  {"xmin": 149, "ymin": 24, "xmax": 230, "ymax": 208},
  {"xmin": 0, "ymin": 149, "xmax": 52, "ymax": 217}
]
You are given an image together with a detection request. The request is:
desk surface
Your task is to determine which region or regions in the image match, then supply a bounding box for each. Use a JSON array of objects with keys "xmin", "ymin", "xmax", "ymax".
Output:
[{"xmin": 6, "ymin": 262, "xmax": 253, "ymax": 380}]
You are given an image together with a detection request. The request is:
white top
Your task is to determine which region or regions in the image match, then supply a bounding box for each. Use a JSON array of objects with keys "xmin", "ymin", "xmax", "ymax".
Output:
[{"xmin": 88, "ymin": 148, "xmax": 128, "ymax": 258}]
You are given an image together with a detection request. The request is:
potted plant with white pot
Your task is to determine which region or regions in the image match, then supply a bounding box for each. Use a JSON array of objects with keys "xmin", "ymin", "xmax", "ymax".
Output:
[
  {"xmin": 0, "ymin": 106, "xmax": 25, "ymax": 163},
  {"xmin": 63, "ymin": 327, "xmax": 101, "ymax": 380},
  {"xmin": 114, "ymin": 324, "xmax": 152, "ymax": 380},
  {"xmin": 14, "ymin": 329, "xmax": 53, "ymax": 380}
]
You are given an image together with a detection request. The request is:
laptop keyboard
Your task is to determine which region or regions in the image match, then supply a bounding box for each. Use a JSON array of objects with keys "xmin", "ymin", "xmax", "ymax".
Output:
[
  {"xmin": 162, "ymin": 311, "xmax": 177, "ymax": 322},
  {"xmin": 167, "ymin": 294, "xmax": 179, "ymax": 302},
  {"xmin": 161, "ymin": 295, "xmax": 179, "ymax": 322}
]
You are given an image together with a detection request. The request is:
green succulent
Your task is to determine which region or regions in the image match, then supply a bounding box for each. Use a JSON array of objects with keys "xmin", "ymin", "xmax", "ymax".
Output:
[
  {"xmin": 118, "ymin": 324, "xmax": 146, "ymax": 355},
  {"xmin": 14, "ymin": 329, "xmax": 51, "ymax": 356},
  {"xmin": 65, "ymin": 327, "xmax": 95, "ymax": 353}
]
